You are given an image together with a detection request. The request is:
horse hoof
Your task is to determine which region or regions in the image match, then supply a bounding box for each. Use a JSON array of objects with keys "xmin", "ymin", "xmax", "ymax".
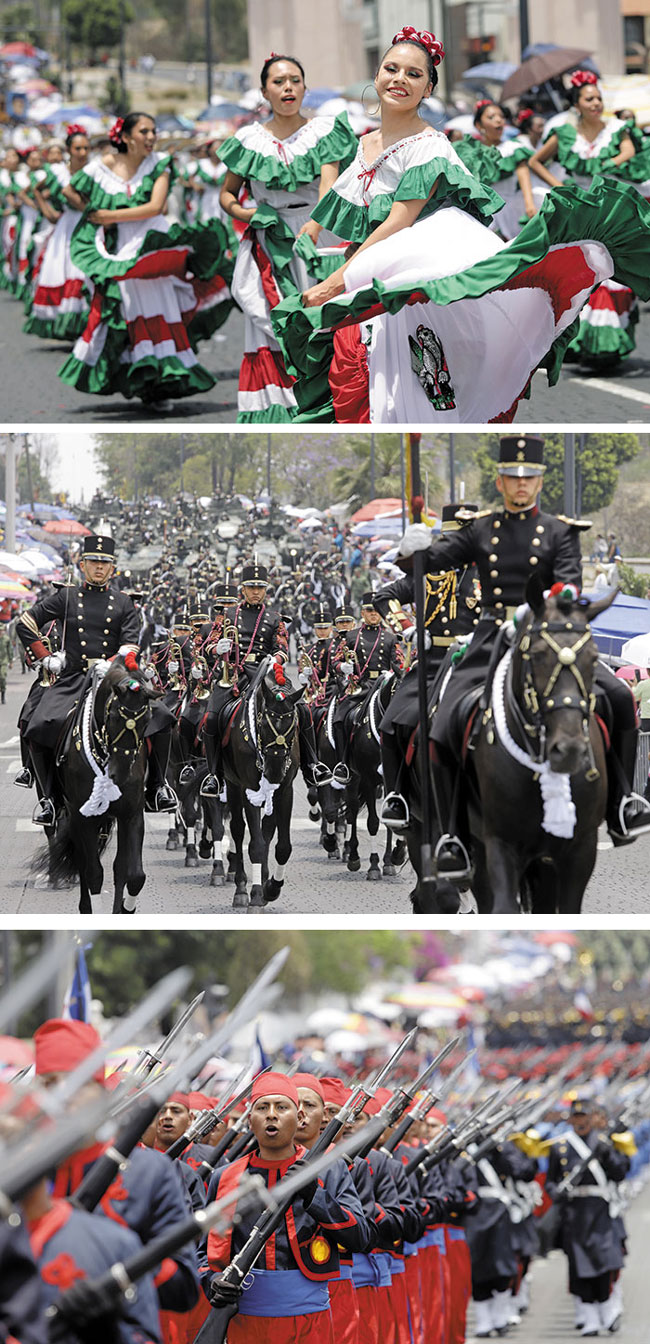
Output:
[
  {"xmin": 322, "ymin": 833, "xmax": 338, "ymax": 853},
  {"xmin": 383, "ymin": 863, "xmax": 396, "ymax": 877},
  {"xmin": 185, "ymin": 850, "xmax": 199, "ymax": 869},
  {"xmin": 342, "ymin": 842, "xmax": 351, "ymax": 860},
  {"xmin": 263, "ymin": 877, "xmax": 283, "ymax": 903},
  {"xmin": 347, "ymin": 857, "xmax": 361, "ymax": 873},
  {"xmin": 210, "ymin": 860, "xmax": 225, "ymax": 887},
  {"xmin": 165, "ymin": 836, "xmax": 179, "ymax": 851},
  {"xmin": 249, "ymin": 885, "xmax": 266, "ymax": 908},
  {"xmin": 367, "ymin": 866, "xmax": 381, "ymax": 882},
  {"xmin": 232, "ymin": 889, "xmax": 249, "ymax": 909},
  {"xmin": 309, "ymin": 807, "xmax": 321, "ymax": 822},
  {"xmin": 119, "ymin": 902, "xmax": 137, "ymax": 915},
  {"xmin": 327, "ymin": 848, "xmax": 340, "ymax": 861},
  {"xmin": 198, "ymin": 839, "xmax": 212, "ymax": 859}
]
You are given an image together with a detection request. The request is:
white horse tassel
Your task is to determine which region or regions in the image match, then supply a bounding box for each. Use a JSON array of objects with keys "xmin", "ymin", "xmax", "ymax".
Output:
[
  {"xmin": 492, "ymin": 649, "xmax": 577, "ymax": 840},
  {"xmin": 246, "ymin": 775, "xmax": 280, "ymax": 817},
  {"xmin": 79, "ymin": 690, "xmax": 122, "ymax": 817}
]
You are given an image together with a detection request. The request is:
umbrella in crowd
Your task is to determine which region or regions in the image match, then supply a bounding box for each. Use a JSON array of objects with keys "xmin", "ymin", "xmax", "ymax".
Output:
[
  {"xmin": 501, "ymin": 45, "xmax": 595, "ymax": 99},
  {"xmin": 42, "ymin": 519, "xmax": 91, "ymax": 536}
]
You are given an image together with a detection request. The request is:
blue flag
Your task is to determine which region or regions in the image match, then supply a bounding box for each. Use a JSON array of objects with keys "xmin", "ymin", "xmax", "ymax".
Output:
[{"xmin": 63, "ymin": 943, "xmax": 93, "ymax": 1022}]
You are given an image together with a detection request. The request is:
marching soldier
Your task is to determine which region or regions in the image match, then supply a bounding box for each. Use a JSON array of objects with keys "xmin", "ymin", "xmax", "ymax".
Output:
[
  {"xmin": 15, "ymin": 534, "xmax": 176, "ymax": 824},
  {"xmin": 331, "ymin": 594, "xmax": 404, "ymax": 788},
  {"xmin": 371, "ymin": 503, "xmax": 482, "ymax": 831},
  {"xmin": 400, "ymin": 434, "xmax": 650, "ymax": 872},
  {"xmin": 546, "ymin": 1098, "xmax": 632, "ymax": 1337}
]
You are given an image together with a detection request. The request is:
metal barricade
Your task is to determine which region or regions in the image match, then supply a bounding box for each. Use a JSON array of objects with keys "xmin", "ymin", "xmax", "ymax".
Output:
[{"xmin": 634, "ymin": 731, "xmax": 650, "ymax": 797}]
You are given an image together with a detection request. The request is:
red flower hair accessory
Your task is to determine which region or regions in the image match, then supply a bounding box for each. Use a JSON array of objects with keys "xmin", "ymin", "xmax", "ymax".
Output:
[
  {"xmin": 516, "ymin": 108, "xmax": 533, "ymax": 127},
  {"xmin": 392, "ymin": 26, "xmax": 445, "ymax": 65},
  {"xmin": 570, "ymin": 70, "xmax": 598, "ymax": 89},
  {"xmin": 108, "ymin": 117, "xmax": 125, "ymax": 147},
  {"xmin": 66, "ymin": 123, "xmax": 86, "ymax": 138},
  {"xmin": 266, "ymin": 50, "xmax": 280, "ymax": 61},
  {"xmin": 475, "ymin": 99, "xmax": 492, "ymax": 114}
]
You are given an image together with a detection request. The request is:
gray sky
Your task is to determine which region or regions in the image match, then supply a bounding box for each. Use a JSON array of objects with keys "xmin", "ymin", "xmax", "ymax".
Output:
[{"xmin": 36, "ymin": 432, "xmax": 103, "ymax": 504}]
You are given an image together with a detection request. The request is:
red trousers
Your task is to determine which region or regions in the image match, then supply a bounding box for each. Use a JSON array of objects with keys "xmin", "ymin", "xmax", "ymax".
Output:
[
  {"xmin": 419, "ymin": 1241, "xmax": 448, "ymax": 1344},
  {"xmin": 329, "ymin": 1276, "xmax": 360, "ymax": 1344},
  {"xmin": 444, "ymin": 1230, "xmax": 472, "ymax": 1344},
  {"xmin": 404, "ymin": 1254, "xmax": 424, "ymax": 1344},
  {"xmin": 355, "ymin": 1286, "xmax": 379, "ymax": 1344},
  {"xmin": 227, "ymin": 1307, "xmax": 334, "ymax": 1342}
]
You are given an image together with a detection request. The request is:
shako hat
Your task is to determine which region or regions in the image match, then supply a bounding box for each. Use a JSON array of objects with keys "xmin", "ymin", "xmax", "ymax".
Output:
[
  {"xmin": 361, "ymin": 591, "xmax": 376, "ymax": 608},
  {"xmin": 241, "ymin": 560, "xmax": 268, "ymax": 584},
  {"xmin": 82, "ymin": 534, "xmax": 116, "ymax": 562},
  {"xmin": 314, "ymin": 603, "xmax": 332, "ymax": 626},
  {"xmin": 336, "ymin": 606, "xmax": 355, "ymax": 623},
  {"xmin": 498, "ymin": 434, "xmax": 546, "ymax": 478}
]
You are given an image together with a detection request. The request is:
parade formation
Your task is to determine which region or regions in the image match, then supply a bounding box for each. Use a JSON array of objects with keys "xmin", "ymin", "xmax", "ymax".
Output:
[
  {"xmin": 1, "ymin": 933, "xmax": 649, "ymax": 1344},
  {"xmin": 0, "ymin": 431, "xmax": 648, "ymax": 914},
  {"xmin": 3, "ymin": 31, "xmax": 650, "ymax": 421}
]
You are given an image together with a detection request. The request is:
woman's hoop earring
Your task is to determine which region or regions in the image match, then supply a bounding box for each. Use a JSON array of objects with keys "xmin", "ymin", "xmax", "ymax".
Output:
[{"xmin": 362, "ymin": 84, "xmax": 381, "ymax": 117}]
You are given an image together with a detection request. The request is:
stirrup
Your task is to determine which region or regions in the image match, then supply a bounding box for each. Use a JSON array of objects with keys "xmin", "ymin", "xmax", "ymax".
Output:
[
  {"xmin": 379, "ymin": 792, "xmax": 410, "ymax": 831},
  {"xmin": 200, "ymin": 773, "xmax": 220, "ymax": 798},
  {"xmin": 32, "ymin": 797, "xmax": 56, "ymax": 827},
  {"xmin": 311, "ymin": 762, "xmax": 332, "ymax": 787},
  {"xmin": 178, "ymin": 764, "xmax": 195, "ymax": 786},
  {"xmin": 14, "ymin": 767, "xmax": 33, "ymax": 788},
  {"xmin": 434, "ymin": 833, "xmax": 471, "ymax": 880},
  {"xmin": 146, "ymin": 785, "xmax": 177, "ymax": 813},
  {"xmin": 612, "ymin": 793, "xmax": 650, "ymax": 840},
  {"xmin": 332, "ymin": 763, "xmax": 350, "ymax": 790}
]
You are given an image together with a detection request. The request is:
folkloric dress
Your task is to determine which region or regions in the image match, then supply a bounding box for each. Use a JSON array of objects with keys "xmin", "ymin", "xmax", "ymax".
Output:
[
  {"xmin": 271, "ymin": 127, "xmax": 650, "ymax": 423},
  {"xmin": 0, "ymin": 167, "xmax": 19, "ymax": 291},
  {"xmin": 58, "ymin": 151, "xmax": 234, "ymax": 401},
  {"xmin": 23, "ymin": 162, "xmax": 92, "ymax": 340},
  {"xmin": 14, "ymin": 166, "xmax": 48, "ymax": 298},
  {"xmin": 540, "ymin": 117, "xmax": 650, "ymax": 364},
  {"xmin": 185, "ymin": 155, "xmax": 240, "ymax": 344},
  {"xmin": 454, "ymin": 134, "xmax": 534, "ymax": 239},
  {"xmin": 218, "ymin": 113, "xmax": 358, "ymax": 422}
]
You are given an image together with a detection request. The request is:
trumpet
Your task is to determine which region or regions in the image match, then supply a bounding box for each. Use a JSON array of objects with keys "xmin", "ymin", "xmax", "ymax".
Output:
[
  {"xmin": 190, "ymin": 654, "xmax": 211, "ymax": 700},
  {"xmin": 38, "ymin": 635, "xmax": 57, "ymax": 687},
  {"xmin": 166, "ymin": 641, "xmax": 186, "ymax": 692},
  {"xmin": 217, "ymin": 613, "xmax": 239, "ymax": 688}
]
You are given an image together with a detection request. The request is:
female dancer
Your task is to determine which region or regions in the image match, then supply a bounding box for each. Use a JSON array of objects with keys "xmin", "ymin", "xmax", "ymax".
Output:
[
  {"xmin": 218, "ymin": 52, "xmax": 358, "ymax": 421},
  {"xmin": 271, "ymin": 29, "xmax": 650, "ymax": 423},
  {"xmin": 455, "ymin": 99, "xmax": 535, "ymax": 238},
  {"xmin": 59, "ymin": 111, "xmax": 233, "ymax": 407},
  {"xmin": 527, "ymin": 71, "xmax": 645, "ymax": 367},
  {"xmin": 515, "ymin": 108, "xmax": 546, "ymax": 152},
  {"xmin": 13, "ymin": 146, "xmax": 47, "ymax": 298},
  {"xmin": 24, "ymin": 126, "xmax": 93, "ymax": 341},
  {"xmin": 182, "ymin": 137, "xmax": 240, "ymax": 343},
  {"xmin": 0, "ymin": 146, "xmax": 21, "ymax": 292}
]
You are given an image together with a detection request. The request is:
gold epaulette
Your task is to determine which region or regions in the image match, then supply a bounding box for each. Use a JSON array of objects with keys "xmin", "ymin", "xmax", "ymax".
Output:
[
  {"xmin": 455, "ymin": 507, "xmax": 486, "ymax": 524},
  {"xmin": 18, "ymin": 611, "xmax": 39, "ymax": 636},
  {"xmin": 509, "ymin": 1128, "xmax": 546, "ymax": 1158},
  {"xmin": 611, "ymin": 1130, "xmax": 637, "ymax": 1157},
  {"xmin": 556, "ymin": 515, "xmax": 593, "ymax": 530}
]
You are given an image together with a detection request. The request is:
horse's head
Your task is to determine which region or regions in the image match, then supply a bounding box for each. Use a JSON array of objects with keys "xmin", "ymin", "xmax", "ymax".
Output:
[
  {"xmin": 95, "ymin": 656, "xmax": 160, "ymax": 778},
  {"xmin": 513, "ymin": 576, "xmax": 617, "ymax": 774},
  {"xmin": 257, "ymin": 660, "xmax": 302, "ymax": 785}
]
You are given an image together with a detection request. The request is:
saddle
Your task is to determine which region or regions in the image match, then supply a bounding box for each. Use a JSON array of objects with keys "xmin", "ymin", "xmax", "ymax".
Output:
[{"xmin": 55, "ymin": 671, "xmax": 96, "ymax": 767}]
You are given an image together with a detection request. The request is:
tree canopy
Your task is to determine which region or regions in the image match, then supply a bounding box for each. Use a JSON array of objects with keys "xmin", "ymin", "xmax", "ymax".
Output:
[{"xmin": 474, "ymin": 433, "xmax": 640, "ymax": 515}]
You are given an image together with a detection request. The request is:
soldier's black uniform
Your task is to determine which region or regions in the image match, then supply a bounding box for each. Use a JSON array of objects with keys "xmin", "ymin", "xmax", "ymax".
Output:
[
  {"xmin": 331, "ymin": 618, "xmax": 403, "ymax": 774},
  {"xmin": 546, "ymin": 1129, "xmax": 630, "ymax": 1315}
]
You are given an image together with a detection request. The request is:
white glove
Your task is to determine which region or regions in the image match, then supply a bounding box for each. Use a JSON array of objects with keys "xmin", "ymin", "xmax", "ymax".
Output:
[
  {"xmin": 298, "ymin": 671, "xmax": 310, "ymax": 687},
  {"xmin": 167, "ymin": 660, "xmax": 179, "ymax": 674},
  {"xmin": 92, "ymin": 659, "xmax": 111, "ymax": 679},
  {"xmin": 402, "ymin": 624, "xmax": 416, "ymax": 642},
  {"xmin": 43, "ymin": 651, "xmax": 66, "ymax": 674},
  {"xmin": 143, "ymin": 665, "xmax": 156, "ymax": 681},
  {"xmin": 340, "ymin": 661, "xmax": 353, "ymax": 676},
  {"xmin": 191, "ymin": 664, "xmax": 203, "ymax": 680},
  {"xmin": 216, "ymin": 638, "xmax": 231, "ymax": 655},
  {"xmin": 398, "ymin": 523, "xmax": 431, "ymax": 557}
]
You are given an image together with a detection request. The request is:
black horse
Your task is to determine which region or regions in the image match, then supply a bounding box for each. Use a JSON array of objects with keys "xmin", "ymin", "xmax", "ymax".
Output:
[
  {"xmin": 467, "ymin": 580, "xmax": 616, "ymax": 914},
  {"xmin": 344, "ymin": 672, "xmax": 407, "ymax": 881},
  {"xmin": 35, "ymin": 657, "xmax": 159, "ymax": 914},
  {"xmin": 221, "ymin": 658, "xmax": 302, "ymax": 909}
]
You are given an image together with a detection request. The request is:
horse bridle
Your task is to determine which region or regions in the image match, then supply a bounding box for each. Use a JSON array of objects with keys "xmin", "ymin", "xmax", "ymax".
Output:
[
  {"xmin": 260, "ymin": 704, "xmax": 298, "ymax": 765},
  {"xmin": 517, "ymin": 617, "xmax": 595, "ymax": 722},
  {"xmin": 97, "ymin": 684, "xmax": 150, "ymax": 758}
]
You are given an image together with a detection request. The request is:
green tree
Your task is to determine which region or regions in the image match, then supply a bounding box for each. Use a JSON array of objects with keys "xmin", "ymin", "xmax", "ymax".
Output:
[
  {"xmin": 474, "ymin": 434, "xmax": 641, "ymax": 515},
  {"xmin": 62, "ymin": 0, "xmax": 134, "ymax": 60}
]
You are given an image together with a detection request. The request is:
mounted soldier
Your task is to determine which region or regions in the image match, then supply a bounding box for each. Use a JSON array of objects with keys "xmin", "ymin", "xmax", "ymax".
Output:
[
  {"xmin": 16, "ymin": 534, "xmax": 176, "ymax": 826},
  {"xmin": 399, "ymin": 434, "xmax": 650, "ymax": 877},
  {"xmin": 372, "ymin": 502, "xmax": 482, "ymax": 832},
  {"xmin": 331, "ymin": 593, "xmax": 404, "ymax": 789}
]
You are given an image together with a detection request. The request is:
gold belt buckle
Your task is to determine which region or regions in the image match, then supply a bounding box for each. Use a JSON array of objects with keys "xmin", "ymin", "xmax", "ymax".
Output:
[
  {"xmin": 369, "ymin": 670, "xmax": 379, "ymax": 679},
  {"xmin": 245, "ymin": 653, "xmax": 256, "ymax": 662}
]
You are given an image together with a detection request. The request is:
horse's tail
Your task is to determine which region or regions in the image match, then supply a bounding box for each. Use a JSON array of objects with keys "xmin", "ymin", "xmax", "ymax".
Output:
[{"xmin": 31, "ymin": 814, "xmax": 79, "ymax": 884}]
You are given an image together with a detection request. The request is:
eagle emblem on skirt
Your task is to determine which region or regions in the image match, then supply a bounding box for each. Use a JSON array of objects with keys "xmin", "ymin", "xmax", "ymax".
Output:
[{"xmin": 408, "ymin": 325, "xmax": 456, "ymax": 410}]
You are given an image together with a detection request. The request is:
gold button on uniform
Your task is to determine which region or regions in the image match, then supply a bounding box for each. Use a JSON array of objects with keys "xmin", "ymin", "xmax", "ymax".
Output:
[
  {"xmin": 489, "ymin": 553, "xmax": 498, "ymax": 563},
  {"xmin": 530, "ymin": 557, "xmax": 539, "ymax": 565}
]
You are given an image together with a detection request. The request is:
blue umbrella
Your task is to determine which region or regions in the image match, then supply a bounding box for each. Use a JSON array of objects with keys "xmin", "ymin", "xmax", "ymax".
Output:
[
  {"xmin": 34, "ymin": 104, "xmax": 102, "ymax": 124},
  {"xmin": 461, "ymin": 62, "xmax": 517, "ymax": 84},
  {"xmin": 302, "ymin": 88, "xmax": 339, "ymax": 108}
]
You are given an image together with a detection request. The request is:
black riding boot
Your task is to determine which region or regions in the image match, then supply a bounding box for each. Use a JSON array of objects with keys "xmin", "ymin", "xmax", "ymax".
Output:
[
  {"xmin": 379, "ymin": 731, "xmax": 410, "ymax": 830},
  {"xmin": 14, "ymin": 735, "xmax": 33, "ymax": 788},
  {"xmin": 606, "ymin": 726, "xmax": 650, "ymax": 843},
  {"xmin": 145, "ymin": 731, "xmax": 177, "ymax": 812},
  {"xmin": 201, "ymin": 728, "xmax": 223, "ymax": 798},
  {"xmin": 429, "ymin": 748, "xmax": 472, "ymax": 879},
  {"xmin": 332, "ymin": 717, "xmax": 350, "ymax": 789},
  {"xmin": 297, "ymin": 701, "xmax": 330, "ymax": 788},
  {"xmin": 29, "ymin": 744, "xmax": 56, "ymax": 826}
]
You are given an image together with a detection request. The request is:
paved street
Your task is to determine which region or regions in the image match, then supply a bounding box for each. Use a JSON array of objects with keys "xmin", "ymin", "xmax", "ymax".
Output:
[
  {"xmin": 0, "ymin": 664, "xmax": 646, "ymax": 916},
  {"xmin": 3, "ymin": 285, "xmax": 650, "ymax": 424}
]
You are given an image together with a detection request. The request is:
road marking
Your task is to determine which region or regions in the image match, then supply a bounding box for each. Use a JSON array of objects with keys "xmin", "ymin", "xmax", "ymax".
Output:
[
  {"xmin": 16, "ymin": 819, "xmax": 40, "ymax": 832},
  {"xmin": 5, "ymin": 760, "xmax": 21, "ymax": 772},
  {"xmin": 569, "ymin": 377, "xmax": 650, "ymax": 407},
  {"xmin": 0, "ymin": 736, "xmax": 19, "ymax": 747}
]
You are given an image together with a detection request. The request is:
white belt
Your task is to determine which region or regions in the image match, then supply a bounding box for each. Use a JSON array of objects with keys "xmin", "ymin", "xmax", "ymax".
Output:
[{"xmin": 567, "ymin": 1186, "xmax": 611, "ymax": 1201}]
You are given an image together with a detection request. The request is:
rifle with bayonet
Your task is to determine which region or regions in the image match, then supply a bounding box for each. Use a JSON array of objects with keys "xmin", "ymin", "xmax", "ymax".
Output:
[
  {"xmin": 72, "ymin": 949, "xmax": 289, "ymax": 1212},
  {"xmin": 165, "ymin": 1066, "xmax": 253, "ymax": 1162},
  {"xmin": 380, "ymin": 1045, "xmax": 474, "ymax": 1156},
  {"xmin": 405, "ymin": 1078, "xmax": 522, "ymax": 1178}
]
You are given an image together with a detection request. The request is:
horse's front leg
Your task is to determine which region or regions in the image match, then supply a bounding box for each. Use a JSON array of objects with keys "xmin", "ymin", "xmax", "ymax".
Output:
[
  {"xmin": 228, "ymin": 787, "xmax": 248, "ymax": 909},
  {"xmin": 113, "ymin": 811, "xmax": 146, "ymax": 914},
  {"xmin": 245, "ymin": 799, "xmax": 266, "ymax": 909},
  {"xmin": 484, "ymin": 835, "xmax": 523, "ymax": 915},
  {"xmin": 263, "ymin": 783, "xmax": 293, "ymax": 904},
  {"xmin": 365, "ymin": 782, "xmax": 382, "ymax": 883},
  {"xmin": 77, "ymin": 820, "xmax": 104, "ymax": 914}
]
